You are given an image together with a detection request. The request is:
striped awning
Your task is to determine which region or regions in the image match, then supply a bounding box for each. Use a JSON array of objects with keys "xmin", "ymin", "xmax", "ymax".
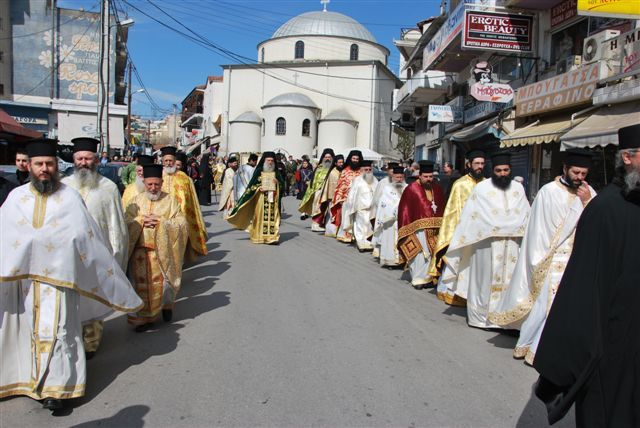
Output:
[{"xmin": 501, "ymin": 115, "xmax": 585, "ymax": 147}]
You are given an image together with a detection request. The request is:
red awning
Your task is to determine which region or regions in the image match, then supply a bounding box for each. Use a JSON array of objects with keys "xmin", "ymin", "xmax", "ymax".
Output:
[{"xmin": 0, "ymin": 108, "xmax": 43, "ymax": 139}]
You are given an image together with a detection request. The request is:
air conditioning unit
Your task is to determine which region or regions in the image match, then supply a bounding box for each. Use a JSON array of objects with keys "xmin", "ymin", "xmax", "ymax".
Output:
[
  {"xmin": 413, "ymin": 106, "xmax": 425, "ymax": 118},
  {"xmin": 556, "ymin": 55, "xmax": 582, "ymax": 75},
  {"xmin": 582, "ymin": 30, "xmax": 620, "ymax": 63},
  {"xmin": 401, "ymin": 113, "xmax": 412, "ymax": 123}
]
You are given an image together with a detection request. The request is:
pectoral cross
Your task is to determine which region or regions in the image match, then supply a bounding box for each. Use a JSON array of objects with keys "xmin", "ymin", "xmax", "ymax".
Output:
[
  {"xmin": 431, "ymin": 200, "xmax": 438, "ymax": 213},
  {"xmin": 321, "ymin": 0, "xmax": 330, "ymax": 11}
]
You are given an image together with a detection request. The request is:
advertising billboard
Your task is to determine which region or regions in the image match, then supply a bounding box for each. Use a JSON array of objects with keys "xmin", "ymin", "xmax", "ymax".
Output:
[{"xmin": 462, "ymin": 10, "xmax": 534, "ymax": 53}]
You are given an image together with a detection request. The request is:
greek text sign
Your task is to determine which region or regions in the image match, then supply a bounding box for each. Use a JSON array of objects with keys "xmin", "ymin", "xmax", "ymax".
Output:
[
  {"xmin": 551, "ymin": 0, "xmax": 578, "ymax": 28},
  {"xmin": 422, "ymin": 1, "xmax": 465, "ymax": 70},
  {"xmin": 577, "ymin": 0, "xmax": 640, "ymax": 19},
  {"xmin": 470, "ymin": 82, "xmax": 514, "ymax": 103},
  {"xmin": 462, "ymin": 11, "xmax": 533, "ymax": 52},
  {"xmin": 428, "ymin": 105, "xmax": 455, "ymax": 123},
  {"xmin": 515, "ymin": 62, "xmax": 600, "ymax": 116}
]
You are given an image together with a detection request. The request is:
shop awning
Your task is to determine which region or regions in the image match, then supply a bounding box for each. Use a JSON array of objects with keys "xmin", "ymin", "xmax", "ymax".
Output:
[
  {"xmin": 449, "ymin": 117, "xmax": 503, "ymax": 143},
  {"xmin": 186, "ymin": 134, "xmax": 221, "ymax": 155},
  {"xmin": 561, "ymin": 102, "xmax": 640, "ymax": 150},
  {"xmin": 501, "ymin": 115, "xmax": 584, "ymax": 148},
  {"xmin": 0, "ymin": 108, "xmax": 43, "ymax": 139}
]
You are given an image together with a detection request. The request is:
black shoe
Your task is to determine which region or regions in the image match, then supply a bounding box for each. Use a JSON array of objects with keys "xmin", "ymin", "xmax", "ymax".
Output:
[
  {"xmin": 85, "ymin": 351, "xmax": 96, "ymax": 361},
  {"xmin": 162, "ymin": 309, "xmax": 173, "ymax": 322},
  {"xmin": 413, "ymin": 284, "xmax": 424, "ymax": 290},
  {"xmin": 134, "ymin": 323, "xmax": 153, "ymax": 333},
  {"xmin": 42, "ymin": 398, "xmax": 63, "ymax": 410}
]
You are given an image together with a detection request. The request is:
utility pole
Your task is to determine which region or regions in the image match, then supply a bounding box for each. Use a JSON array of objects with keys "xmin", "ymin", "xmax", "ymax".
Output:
[
  {"xmin": 172, "ymin": 103, "xmax": 177, "ymax": 146},
  {"xmin": 147, "ymin": 119, "xmax": 151, "ymax": 148},
  {"xmin": 97, "ymin": 0, "xmax": 110, "ymax": 153},
  {"xmin": 49, "ymin": 0, "xmax": 57, "ymax": 101},
  {"xmin": 127, "ymin": 61, "xmax": 132, "ymax": 151}
]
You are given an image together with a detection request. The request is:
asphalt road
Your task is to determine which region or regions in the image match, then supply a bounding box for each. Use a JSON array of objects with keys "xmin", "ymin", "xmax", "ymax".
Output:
[{"xmin": 0, "ymin": 196, "xmax": 575, "ymax": 427}]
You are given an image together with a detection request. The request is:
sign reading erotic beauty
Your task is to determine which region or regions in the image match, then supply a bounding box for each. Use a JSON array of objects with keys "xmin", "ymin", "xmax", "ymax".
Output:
[
  {"xmin": 515, "ymin": 62, "xmax": 600, "ymax": 117},
  {"xmin": 462, "ymin": 10, "xmax": 534, "ymax": 53}
]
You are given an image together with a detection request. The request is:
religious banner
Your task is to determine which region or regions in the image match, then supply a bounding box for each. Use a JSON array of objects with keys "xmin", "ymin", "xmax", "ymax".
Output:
[
  {"xmin": 462, "ymin": 11, "xmax": 534, "ymax": 53},
  {"xmin": 577, "ymin": 0, "xmax": 640, "ymax": 19},
  {"xmin": 515, "ymin": 62, "xmax": 600, "ymax": 117},
  {"xmin": 551, "ymin": 0, "xmax": 578, "ymax": 28}
]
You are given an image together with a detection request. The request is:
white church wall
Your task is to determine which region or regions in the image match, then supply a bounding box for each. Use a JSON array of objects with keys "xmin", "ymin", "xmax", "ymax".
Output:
[
  {"xmin": 317, "ymin": 121, "xmax": 357, "ymax": 157},
  {"xmin": 203, "ymin": 79, "xmax": 224, "ymax": 137},
  {"xmin": 229, "ymin": 122, "xmax": 261, "ymax": 154},
  {"xmin": 259, "ymin": 36, "xmax": 387, "ymax": 64},
  {"xmin": 262, "ymin": 106, "xmax": 317, "ymax": 159}
]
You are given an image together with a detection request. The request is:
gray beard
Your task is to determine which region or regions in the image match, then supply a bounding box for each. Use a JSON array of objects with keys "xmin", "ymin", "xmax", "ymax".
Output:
[
  {"xmin": 263, "ymin": 164, "xmax": 275, "ymax": 173},
  {"xmin": 135, "ymin": 176, "xmax": 145, "ymax": 192},
  {"xmin": 74, "ymin": 167, "xmax": 99, "ymax": 189},
  {"xmin": 392, "ymin": 182, "xmax": 405, "ymax": 191},
  {"xmin": 322, "ymin": 160, "xmax": 332, "ymax": 169},
  {"xmin": 363, "ymin": 172, "xmax": 374, "ymax": 184},
  {"xmin": 145, "ymin": 191, "xmax": 161, "ymax": 201},
  {"xmin": 623, "ymin": 169, "xmax": 640, "ymax": 195},
  {"xmin": 164, "ymin": 166, "xmax": 176, "ymax": 175},
  {"xmin": 30, "ymin": 173, "xmax": 61, "ymax": 195}
]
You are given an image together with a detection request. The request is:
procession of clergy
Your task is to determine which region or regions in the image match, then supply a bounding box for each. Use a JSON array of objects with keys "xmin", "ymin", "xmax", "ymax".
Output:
[{"xmin": 2, "ymin": 124, "xmax": 639, "ymax": 423}]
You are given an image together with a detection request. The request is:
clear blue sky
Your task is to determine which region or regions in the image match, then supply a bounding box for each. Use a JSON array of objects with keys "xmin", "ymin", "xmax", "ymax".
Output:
[{"xmin": 59, "ymin": 0, "xmax": 442, "ymax": 119}]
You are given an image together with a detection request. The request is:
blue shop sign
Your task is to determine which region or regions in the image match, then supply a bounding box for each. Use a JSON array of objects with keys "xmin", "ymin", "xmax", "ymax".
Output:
[
  {"xmin": 464, "ymin": 100, "xmax": 512, "ymax": 124},
  {"xmin": 1, "ymin": 104, "xmax": 50, "ymax": 132}
]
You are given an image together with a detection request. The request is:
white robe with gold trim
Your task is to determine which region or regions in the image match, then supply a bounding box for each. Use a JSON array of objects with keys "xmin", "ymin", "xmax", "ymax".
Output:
[
  {"xmin": 441, "ymin": 180, "xmax": 530, "ymax": 328},
  {"xmin": 372, "ymin": 181, "xmax": 406, "ymax": 266},
  {"xmin": 0, "ymin": 184, "xmax": 142, "ymax": 400},
  {"xmin": 343, "ymin": 175, "xmax": 378, "ymax": 250}
]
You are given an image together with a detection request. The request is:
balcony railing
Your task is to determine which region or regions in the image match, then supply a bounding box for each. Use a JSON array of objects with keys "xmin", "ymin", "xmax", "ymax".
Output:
[{"xmin": 396, "ymin": 71, "xmax": 450, "ymax": 107}]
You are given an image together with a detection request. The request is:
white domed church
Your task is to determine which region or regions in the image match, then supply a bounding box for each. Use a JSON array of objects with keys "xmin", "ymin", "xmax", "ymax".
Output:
[{"xmin": 221, "ymin": 5, "xmax": 401, "ymax": 159}]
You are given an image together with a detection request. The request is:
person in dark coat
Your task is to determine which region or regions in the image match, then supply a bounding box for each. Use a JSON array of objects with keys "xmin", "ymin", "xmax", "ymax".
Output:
[
  {"xmin": 533, "ymin": 123, "xmax": 640, "ymax": 427},
  {"xmin": 198, "ymin": 152, "xmax": 213, "ymax": 205}
]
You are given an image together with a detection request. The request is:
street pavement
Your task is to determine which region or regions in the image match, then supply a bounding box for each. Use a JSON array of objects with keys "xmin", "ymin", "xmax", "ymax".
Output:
[{"xmin": 0, "ymin": 196, "xmax": 575, "ymax": 427}]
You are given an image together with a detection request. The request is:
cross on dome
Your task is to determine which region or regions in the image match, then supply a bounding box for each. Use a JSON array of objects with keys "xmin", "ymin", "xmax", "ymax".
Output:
[{"xmin": 321, "ymin": 0, "xmax": 330, "ymax": 12}]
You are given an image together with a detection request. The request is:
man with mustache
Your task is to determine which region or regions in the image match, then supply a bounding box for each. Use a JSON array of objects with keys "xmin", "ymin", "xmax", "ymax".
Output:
[
  {"xmin": 160, "ymin": 146, "xmax": 208, "ymax": 260},
  {"xmin": 0, "ymin": 139, "xmax": 142, "ymax": 411},
  {"xmin": 234, "ymin": 153, "xmax": 258, "ymax": 203},
  {"xmin": 397, "ymin": 161, "xmax": 445, "ymax": 289},
  {"xmin": 218, "ymin": 156, "xmax": 238, "ymax": 218},
  {"xmin": 370, "ymin": 162, "xmax": 399, "ymax": 258},
  {"xmin": 61, "ymin": 137, "xmax": 129, "ymax": 359},
  {"xmin": 122, "ymin": 154, "xmax": 155, "ymax": 208},
  {"xmin": 440, "ymin": 151, "xmax": 530, "ymax": 328},
  {"xmin": 312, "ymin": 153, "xmax": 343, "ymax": 233},
  {"xmin": 227, "ymin": 152, "xmax": 286, "ymax": 244},
  {"xmin": 124, "ymin": 164, "xmax": 188, "ymax": 331},
  {"xmin": 298, "ymin": 148, "xmax": 334, "ymax": 225},
  {"xmin": 342, "ymin": 160, "xmax": 378, "ymax": 251},
  {"xmin": 533, "ymin": 124, "xmax": 640, "ymax": 427},
  {"xmin": 371, "ymin": 166, "xmax": 407, "ymax": 267},
  {"xmin": 329, "ymin": 150, "xmax": 363, "ymax": 241},
  {"xmin": 431, "ymin": 151, "xmax": 486, "ymax": 305},
  {"xmin": 489, "ymin": 148, "xmax": 596, "ymax": 365}
]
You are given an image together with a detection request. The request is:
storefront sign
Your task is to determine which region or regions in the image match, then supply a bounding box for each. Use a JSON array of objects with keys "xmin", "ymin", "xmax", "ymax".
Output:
[
  {"xmin": 551, "ymin": 0, "xmax": 578, "ymax": 28},
  {"xmin": 462, "ymin": 11, "xmax": 533, "ymax": 53},
  {"xmin": 423, "ymin": 1, "xmax": 465, "ymax": 70},
  {"xmin": 11, "ymin": 116, "xmax": 48, "ymax": 126},
  {"xmin": 443, "ymin": 96, "xmax": 465, "ymax": 132},
  {"xmin": 515, "ymin": 62, "xmax": 600, "ymax": 116},
  {"xmin": 464, "ymin": 101, "xmax": 506, "ymax": 124},
  {"xmin": 577, "ymin": 0, "xmax": 640, "ymax": 19},
  {"xmin": 470, "ymin": 82, "xmax": 514, "ymax": 103},
  {"xmin": 428, "ymin": 105, "xmax": 455, "ymax": 122},
  {"xmin": 604, "ymin": 29, "xmax": 640, "ymax": 78}
]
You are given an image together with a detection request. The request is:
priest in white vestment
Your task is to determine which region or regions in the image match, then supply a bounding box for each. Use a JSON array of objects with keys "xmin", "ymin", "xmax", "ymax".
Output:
[
  {"xmin": 0, "ymin": 141, "xmax": 142, "ymax": 411},
  {"xmin": 62, "ymin": 137, "xmax": 129, "ymax": 357},
  {"xmin": 233, "ymin": 153, "xmax": 258, "ymax": 202},
  {"xmin": 218, "ymin": 156, "xmax": 238, "ymax": 217},
  {"xmin": 343, "ymin": 160, "xmax": 378, "ymax": 251},
  {"xmin": 489, "ymin": 149, "xmax": 596, "ymax": 363},
  {"xmin": 370, "ymin": 162, "xmax": 398, "ymax": 257},
  {"xmin": 372, "ymin": 166, "xmax": 407, "ymax": 266},
  {"xmin": 441, "ymin": 152, "xmax": 530, "ymax": 329}
]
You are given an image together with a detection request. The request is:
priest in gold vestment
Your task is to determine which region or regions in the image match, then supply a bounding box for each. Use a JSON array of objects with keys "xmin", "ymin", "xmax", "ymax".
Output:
[
  {"xmin": 160, "ymin": 146, "xmax": 208, "ymax": 259},
  {"xmin": 125, "ymin": 164, "xmax": 188, "ymax": 331},
  {"xmin": 431, "ymin": 151, "xmax": 486, "ymax": 305},
  {"xmin": 227, "ymin": 152, "xmax": 285, "ymax": 244},
  {"xmin": 122, "ymin": 154, "xmax": 155, "ymax": 208}
]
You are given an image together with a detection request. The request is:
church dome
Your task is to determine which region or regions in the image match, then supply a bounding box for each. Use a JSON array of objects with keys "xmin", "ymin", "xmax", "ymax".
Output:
[
  {"xmin": 230, "ymin": 111, "xmax": 262, "ymax": 124},
  {"xmin": 263, "ymin": 93, "xmax": 318, "ymax": 109},
  {"xmin": 272, "ymin": 11, "xmax": 376, "ymax": 43},
  {"xmin": 321, "ymin": 110, "xmax": 357, "ymax": 122}
]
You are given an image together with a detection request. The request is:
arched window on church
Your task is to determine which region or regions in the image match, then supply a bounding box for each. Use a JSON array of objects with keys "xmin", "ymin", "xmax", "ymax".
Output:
[
  {"xmin": 260, "ymin": 48, "xmax": 265, "ymax": 63},
  {"xmin": 302, "ymin": 119, "xmax": 311, "ymax": 137},
  {"xmin": 350, "ymin": 44, "xmax": 359, "ymax": 61},
  {"xmin": 262, "ymin": 119, "xmax": 265, "ymax": 136},
  {"xmin": 276, "ymin": 117, "xmax": 286, "ymax": 135},
  {"xmin": 295, "ymin": 41, "xmax": 305, "ymax": 59}
]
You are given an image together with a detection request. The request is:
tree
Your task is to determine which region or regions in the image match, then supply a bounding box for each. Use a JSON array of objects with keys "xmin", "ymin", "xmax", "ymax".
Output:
[{"xmin": 394, "ymin": 127, "xmax": 415, "ymax": 161}]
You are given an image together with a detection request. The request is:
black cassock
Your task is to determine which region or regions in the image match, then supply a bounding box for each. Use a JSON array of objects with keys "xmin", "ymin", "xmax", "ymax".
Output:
[{"xmin": 533, "ymin": 180, "xmax": 640, "ymax": 427}]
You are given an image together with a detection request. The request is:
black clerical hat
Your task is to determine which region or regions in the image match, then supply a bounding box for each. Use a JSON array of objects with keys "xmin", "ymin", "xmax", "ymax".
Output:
[
  {"xmin": 228, "ymin": 156, "xmax": 238, "ymax": 163},
  {"xmin": 320, "ymin": 148, "xmax": 335, "ymax": 159},
  {"xmin": 262, "ymin": 151, "xmax": 276, "ymax": 159},
  {"xmin": 347, "ymin": 150, "xmax": 363, "ymax": 160},
  {"xmin": 248, "ymin": 153, "xmax": 258, "ymax": 162},
  {"xmin": 618, "ymin": 124, "xmax": 640, "ymax": 150},
  {"xmin": 361, "ymin": 160, "xmax": 373, "ymax": 167},
  {"xmin": 71, "ymin": 137, "xmax": 99, "ymax": 153},
  {"xmin": 563, "ymin": 148, "xmax": 593, "ymax": 168},
  {"xmin": 175, "ymin": 151, "xmax": 188, "ymax": 163},
  {"xmin": 137, "ymin": 155, "xmax": 154, "ymax": 166},
  {"xmin": 335, "ymin": 154, "xmax": 344, "ymax": 161},
  {"xmin": 26, "ymin": 139, "xmax": 58, "ymax": 157},
  {"xmin": 419, "ymin": 160, "xmax": 435, "ymax": 173},
  {"xmin": 160, "ymin": 146, "xmax": 177, "ymax": 157},
  {"xmin": 392, "ymin": 166, "xmax": 405, "ymax": 174},
  {"xmin": 387, "ymin": 162, "xmax": 399, "ymax": 170},
  {"xmin": 143, "ymin": 164, "xmax": 163, "ymax": 178},
  {"xmin": 491, "ymin": 151, "xmax": 512, "ymax": 167},
  {"xmin": 466, "ymin": 150, "xmax": 486, "ymax": 161}
]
